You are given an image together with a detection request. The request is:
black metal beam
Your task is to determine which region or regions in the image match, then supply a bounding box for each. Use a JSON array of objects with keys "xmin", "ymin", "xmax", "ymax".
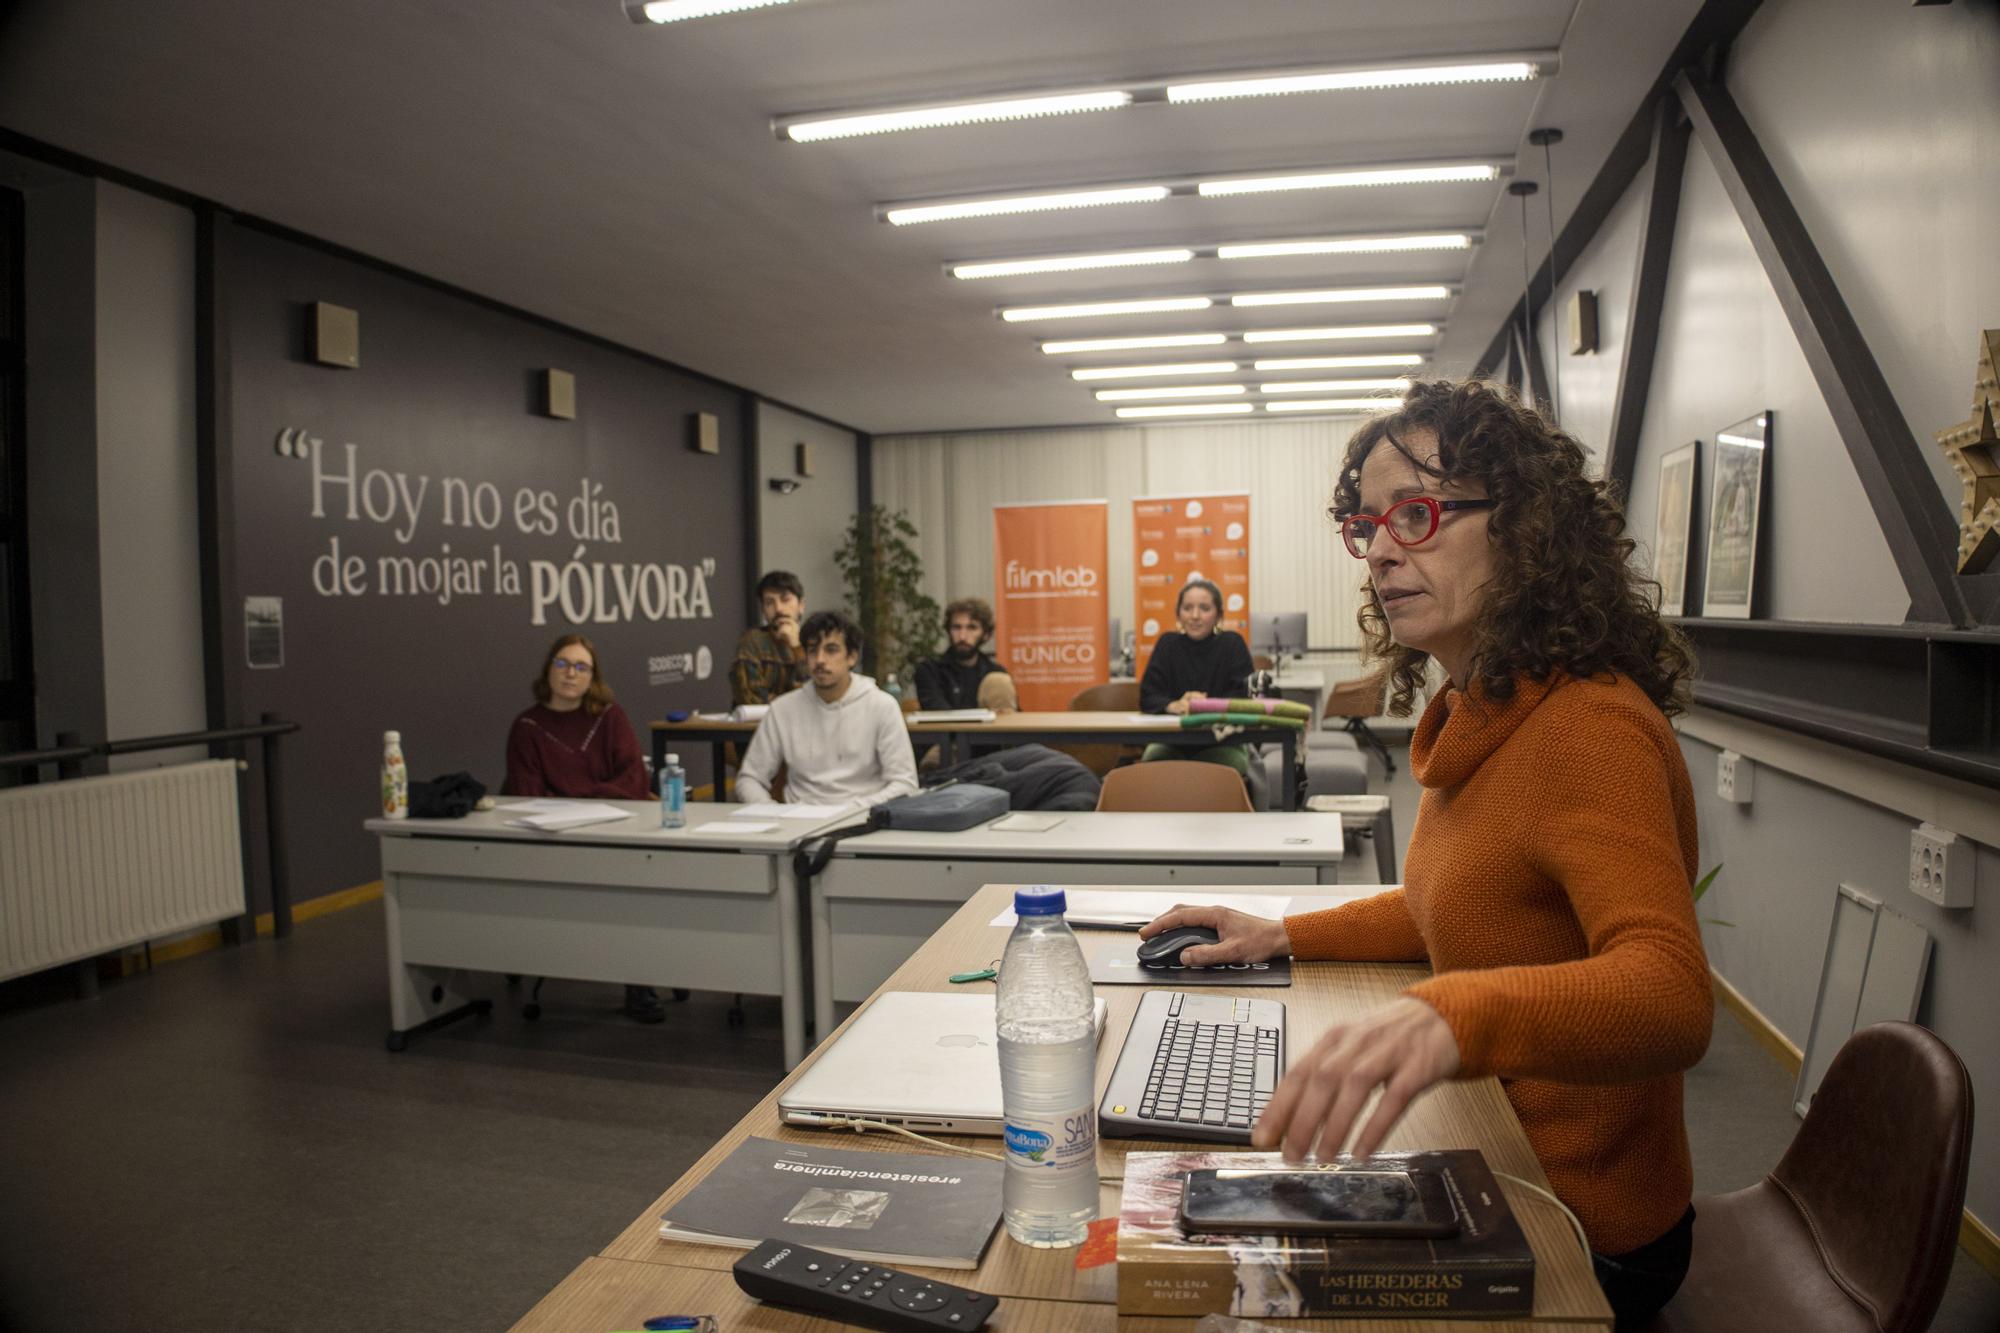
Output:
[
  {"xmin": 1675, "ymin": 71, "xmax": 1969, "ymax": 627},
  {"xmin": 193, "ymin": 206, "xmax": 240, "ymax": 738},
  {"xmin": 1604, "ymin": 100, "xmax": 1692, "ymax": 499}
]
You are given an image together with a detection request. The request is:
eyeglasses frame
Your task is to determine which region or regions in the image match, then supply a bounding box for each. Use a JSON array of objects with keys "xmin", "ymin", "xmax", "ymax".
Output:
[{"xmin": 1337, "ymin": 495, "xmax": 1497, "ymax": 559}]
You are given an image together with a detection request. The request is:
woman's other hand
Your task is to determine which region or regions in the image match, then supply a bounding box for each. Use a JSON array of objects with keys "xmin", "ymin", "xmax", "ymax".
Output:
[
  {"xmin": 1253, "ymin": 997, "xmax": 1461, "ymax": 1162},
  {"xmin": 1137, "ymin": 904, "xmax": 1289, "ymax": 967}
]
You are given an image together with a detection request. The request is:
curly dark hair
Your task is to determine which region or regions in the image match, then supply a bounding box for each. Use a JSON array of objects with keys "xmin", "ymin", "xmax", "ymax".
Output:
[
  {"xmin": 1330, "ymin": 378, "xmax": 1694, "ymax": 718},
  {"xmin": 943, "ymin": 596, "xmax": 995, "ymax": 639}
]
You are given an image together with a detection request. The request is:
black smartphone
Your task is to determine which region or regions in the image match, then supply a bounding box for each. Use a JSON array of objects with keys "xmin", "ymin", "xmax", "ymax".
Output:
[{"xmin": 1177, "ymin": 1167, "xmax": 1460, "ymax": 1238}]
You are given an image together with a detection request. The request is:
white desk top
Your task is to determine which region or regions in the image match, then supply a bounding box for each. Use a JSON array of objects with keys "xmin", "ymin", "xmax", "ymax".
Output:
[
  {"xmin": 824, "ymin": 809, "xmax": 1341, "ymax": 862},
  {"xmin": 364, "ymin": 800, "xmax": 853, "ymax": 852}
]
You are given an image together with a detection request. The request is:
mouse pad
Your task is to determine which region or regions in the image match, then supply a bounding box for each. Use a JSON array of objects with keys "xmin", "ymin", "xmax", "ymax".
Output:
[{"xmin": 1088, "ymin": 940, "xmax": 1292, "ymax": 986}]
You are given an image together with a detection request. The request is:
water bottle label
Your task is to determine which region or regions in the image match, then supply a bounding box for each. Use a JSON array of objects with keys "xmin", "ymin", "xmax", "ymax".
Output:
[{"xmin": 1002, "ymin": 1107, "xmax": 1096, "ymax": 1170}]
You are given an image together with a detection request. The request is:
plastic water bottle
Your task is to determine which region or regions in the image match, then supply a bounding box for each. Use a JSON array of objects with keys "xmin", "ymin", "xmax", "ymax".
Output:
[
  {"xmin": 660, "ymin": 752, "xmax": 686, "ymax": 829},
  {"xmin": 381, "ymin": 731, "xmax": 408, "ymax": 819},
  {"xmin": 883, "ymin": 673, "xmax": 904, "ymax": 703},
  {"xmin": 996, "ymin": 886, "xmax": 1098, "ymax": 1248}
]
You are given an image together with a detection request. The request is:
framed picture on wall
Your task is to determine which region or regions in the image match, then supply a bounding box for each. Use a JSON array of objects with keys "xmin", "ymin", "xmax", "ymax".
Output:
[
  {"xmin": 1702, "ymin": 412, "xmax": 1771, "ymax": 618},
  {"xmin": 1652, "ymin": 441, "xmax": 1699, "ymax": 616}
]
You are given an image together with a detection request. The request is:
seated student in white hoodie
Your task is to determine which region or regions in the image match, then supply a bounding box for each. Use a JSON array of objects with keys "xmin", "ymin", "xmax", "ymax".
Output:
[{"xmin": 734, "ymin": 609, "xmax": 919, "ymax": 810}]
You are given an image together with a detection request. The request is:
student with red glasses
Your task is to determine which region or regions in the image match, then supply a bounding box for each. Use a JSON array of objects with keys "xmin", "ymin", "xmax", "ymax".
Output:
[{"xmin": 1141, "ymin": 378, "xmax": 1709, "ymax": 1328}]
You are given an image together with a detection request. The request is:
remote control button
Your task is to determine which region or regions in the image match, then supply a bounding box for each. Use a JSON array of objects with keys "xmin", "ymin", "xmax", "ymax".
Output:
[
  {"xmin": 890, "ymin": 1283, "xmax": 947, "ymax": 1312},
  {"xmin": 805, "ymin": 1262, "xmax": 820, "ymax": 1272},
  {"xmin": 858, "ymin": 1289, "xmax": 875, "ymax": 1299}
]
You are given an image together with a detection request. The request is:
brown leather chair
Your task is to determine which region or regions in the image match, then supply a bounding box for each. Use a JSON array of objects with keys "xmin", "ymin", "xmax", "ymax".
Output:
[
  {"xmin": 1316, "ymin": 667, "xmax": 1396, "ymax": 776},
  {"xmin": 1064, "ymin": 681, "xmax": 1142, "ymax": 777},
  {"xmin": 1641, "ymin": 1021, "xmax": 1972, "ymax": 1333},
  {"xmin": 1097, "ymin": 759, "xmax": 1253, "ymax": 813}
]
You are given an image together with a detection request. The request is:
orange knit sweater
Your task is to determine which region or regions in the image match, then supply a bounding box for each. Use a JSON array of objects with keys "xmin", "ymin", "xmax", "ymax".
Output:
[{"xmin": 1284, "ymin": 672, "xmax": 1712, "ymax": 1255}]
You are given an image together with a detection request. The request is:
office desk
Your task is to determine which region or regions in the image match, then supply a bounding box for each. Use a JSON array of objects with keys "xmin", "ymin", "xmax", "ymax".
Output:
[
  {"xmin": 650, "ymin": 718, "xmax": 758, "ymax": 799},
  {"xmin": 1265, "ymin": 665, "xmax": 1328, "ymax": 727},
  {"xmin": 807, "ymin": 811, "xmax": 1344, "ymax": 1038},
  {"xmin": 366, "ymin": 801, "xmax": 847, "ymax": 1067},
  {"xmin": 569, "ymin": 883, "xmax": 1611, "ymax": 1332}
]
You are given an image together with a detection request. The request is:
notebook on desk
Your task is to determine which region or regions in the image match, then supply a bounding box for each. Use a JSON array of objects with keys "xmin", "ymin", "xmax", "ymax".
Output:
[{"xmin": 780, "ymin": 991, "xmax": 1108, "ymax": 1137}]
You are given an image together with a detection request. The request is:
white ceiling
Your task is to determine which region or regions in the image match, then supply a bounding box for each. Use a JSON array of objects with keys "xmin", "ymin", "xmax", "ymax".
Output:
[{"xmin": 0, "ymin": 0, "xmax": 1702, "ymax": 434}]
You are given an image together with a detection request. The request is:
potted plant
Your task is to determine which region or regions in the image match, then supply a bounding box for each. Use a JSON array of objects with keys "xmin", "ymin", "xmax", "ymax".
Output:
[{"xmin": 834, "ymin": 505, "xmax": 941, "ymax": 684}]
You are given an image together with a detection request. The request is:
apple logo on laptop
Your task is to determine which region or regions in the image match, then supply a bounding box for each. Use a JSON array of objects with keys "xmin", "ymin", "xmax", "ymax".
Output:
[{"xmin": 937, "ymin": 1032, "xmax": 990, "ymax": 1048}]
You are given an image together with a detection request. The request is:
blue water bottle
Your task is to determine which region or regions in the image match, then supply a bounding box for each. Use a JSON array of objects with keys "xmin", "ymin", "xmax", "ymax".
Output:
[{"xmin": 660, "ymin": 752, "xmax": 686, "ymax": 829}]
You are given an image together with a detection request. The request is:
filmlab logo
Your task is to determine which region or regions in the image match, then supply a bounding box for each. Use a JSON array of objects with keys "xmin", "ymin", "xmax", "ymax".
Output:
[
  {"xmin": 648, "ymin": 645, "xmax": 713, "ymax": 686},
  {"xmin": 1004, "ymin": 560, "xmax": 1098, "ymax": 592}
]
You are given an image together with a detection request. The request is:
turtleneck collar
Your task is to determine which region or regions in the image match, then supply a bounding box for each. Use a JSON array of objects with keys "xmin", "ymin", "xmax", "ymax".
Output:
[{"xmin": 1409, "ymin": 672, "xmax": 1561, "ymax": 789}]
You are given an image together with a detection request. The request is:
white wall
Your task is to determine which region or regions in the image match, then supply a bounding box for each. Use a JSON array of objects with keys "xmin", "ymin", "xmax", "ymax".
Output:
[
  {"xmin": 756, "ymin": 400, "xmax": 856, "ymax": 619},
  {"xmin": 94, "ymin": 181, "xmax": 205, "ymax": 768}
]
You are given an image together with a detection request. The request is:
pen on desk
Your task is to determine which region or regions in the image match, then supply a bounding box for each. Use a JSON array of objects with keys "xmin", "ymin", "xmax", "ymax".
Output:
[{"xmin": 641, "ymin": 1317, "xmax": 718, "ymax": 1332}]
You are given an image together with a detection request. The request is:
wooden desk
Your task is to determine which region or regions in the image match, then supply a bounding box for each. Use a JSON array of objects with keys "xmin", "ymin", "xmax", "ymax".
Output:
[
  {"xmin": 568, "ymin": 883, "xmax": 1612, "ymax": 1331},
  {"xmin": 652, "ymin": 718, "xmax": 760, "ymax": 799}
]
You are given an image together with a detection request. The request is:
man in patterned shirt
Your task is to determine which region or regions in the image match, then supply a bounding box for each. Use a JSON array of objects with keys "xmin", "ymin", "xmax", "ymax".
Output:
[{"xmin": 729, "ymin": 569, "xmax": 809, "ymax": 706}]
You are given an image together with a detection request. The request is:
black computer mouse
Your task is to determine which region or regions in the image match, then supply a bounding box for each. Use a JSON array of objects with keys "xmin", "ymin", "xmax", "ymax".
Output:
[{"xmin": 1136, "ymin": 925, "xmax": 1221, "ymax": 968}]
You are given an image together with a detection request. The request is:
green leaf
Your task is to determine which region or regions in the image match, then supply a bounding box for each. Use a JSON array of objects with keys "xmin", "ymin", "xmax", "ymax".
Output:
[{"xmin": 1691, "ymin": 863, "xmax": 1722, "ymax": 902}]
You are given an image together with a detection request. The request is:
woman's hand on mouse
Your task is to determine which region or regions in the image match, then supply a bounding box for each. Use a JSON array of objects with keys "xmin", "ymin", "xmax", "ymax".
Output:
[
  {"xmin": 1253, "ymin": 997, "xmax": 1461, "ymax": 1162},
  {"xmin": 1138, "ymin": 904, "xmax": 1289, "ymax": 968}
]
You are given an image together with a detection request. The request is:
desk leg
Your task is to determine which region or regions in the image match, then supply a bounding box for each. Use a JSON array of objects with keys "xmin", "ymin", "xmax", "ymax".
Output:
[
  {"xmin": 810, "ymin": 878, "xmax": 835, "ymax": 1045},
  {"xmin": 776, "ymin": 859, "xmax": 805, "ymax": 1070},
  {"xmin": 712, "ymin": 740, "xmax": 727, "ymax": 801},
  {"xmin": 381, "ymin": 876, "xmax": 489, "ymax": 1051},
  {"xmin": 651, "ymin": 728, "xmax": 665, "ymax": 777},
  {"xmin": 1282, "ymin": 732, "xmax": 1300, "ymax": 811}
]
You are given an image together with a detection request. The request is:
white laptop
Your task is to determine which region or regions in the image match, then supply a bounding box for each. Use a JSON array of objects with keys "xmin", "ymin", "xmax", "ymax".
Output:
[{"xmin": 780, "ymin": 991, "xmax": 1109, "ymax": 1138}]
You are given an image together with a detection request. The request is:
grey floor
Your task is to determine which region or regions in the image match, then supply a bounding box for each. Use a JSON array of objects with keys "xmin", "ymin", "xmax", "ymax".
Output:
[{"xmin": 1, "ymin": 802, "xmax": 1995, "ymax": 1330}]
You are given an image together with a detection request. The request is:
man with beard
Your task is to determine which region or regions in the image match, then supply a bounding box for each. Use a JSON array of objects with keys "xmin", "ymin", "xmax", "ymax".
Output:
[{"xmin": 913, "ymin": 597, "xmax": 1018, "ymax": 713}]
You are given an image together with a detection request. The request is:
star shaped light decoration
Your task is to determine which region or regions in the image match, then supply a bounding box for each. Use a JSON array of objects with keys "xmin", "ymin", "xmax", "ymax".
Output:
[{"xmin": 1934, "ymin": 329, "xmax": 2000, "ymax": 574}]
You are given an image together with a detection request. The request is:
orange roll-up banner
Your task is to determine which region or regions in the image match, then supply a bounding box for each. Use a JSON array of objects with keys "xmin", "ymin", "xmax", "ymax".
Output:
[
  {"xmin": 993, "ymin": 500, "xmax": 1110, "ymax": 711},
  {"xmin": 1132, "ymin": 492, "xmax": 1251, "ymax": 678}
]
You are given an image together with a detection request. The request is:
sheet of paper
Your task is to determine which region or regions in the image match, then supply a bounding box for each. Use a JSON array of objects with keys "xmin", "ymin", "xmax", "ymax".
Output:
[
  {"xmin": 693, "ymin": 821, "xmax": 775, "ymax": 834},
  {"xmin": 987, "ymin": 888, "xmax": 1302, "ymax": 929},
  {"xmin": 1121, "ymin": 714, "xmax": 1178, "ymax": 726},
  {"xmin": 732, "ymin": 801, "xmax": 848, "ymax": 819},
  {"xmin": 989, "ymin": 812, "xmax": 1065, "ymax": 833},
  {"xmin": 909, "ymin": 709, "xmax": 996, "ymax": 723},
  {"xmin": 497, "ymin": 799, "xmax": 573, "ymax": 814}
]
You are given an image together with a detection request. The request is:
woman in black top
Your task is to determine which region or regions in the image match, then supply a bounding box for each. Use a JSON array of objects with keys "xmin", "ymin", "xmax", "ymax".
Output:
[{"xmin": 1138, "ymin": 579, "xmax": 1256, "ymax": 775}]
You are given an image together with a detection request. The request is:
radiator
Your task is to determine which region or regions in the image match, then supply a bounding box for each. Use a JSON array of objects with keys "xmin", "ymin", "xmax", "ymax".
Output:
[{"xmin": 0, "ymin": 759, "xmax": 246, "ymax": 981}]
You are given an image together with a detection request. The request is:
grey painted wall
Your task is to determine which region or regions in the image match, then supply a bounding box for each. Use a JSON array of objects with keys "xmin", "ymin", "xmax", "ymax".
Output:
[
  {"xmin": 755, "ymin": 400, "xmax": 856, "ymax": 626},
  {"xmin": 94, "ymin": 181, "xmax": 205, "ymax": 770}
]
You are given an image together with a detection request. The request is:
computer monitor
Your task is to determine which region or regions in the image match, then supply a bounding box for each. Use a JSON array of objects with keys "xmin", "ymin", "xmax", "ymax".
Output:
[{"xmin": 1249, "ymin": 611, "xmax": 1308, "ymax": 659}]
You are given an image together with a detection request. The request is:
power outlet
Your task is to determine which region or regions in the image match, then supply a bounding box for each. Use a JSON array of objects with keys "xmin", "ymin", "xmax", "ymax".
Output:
[
  {"xmin": 1909, "ymin": 823, "xmax": 1975, "ymax": 909},
  {"xmin": 1716, "ymin": 750, "xmax": 1754, "ymax": 805}
]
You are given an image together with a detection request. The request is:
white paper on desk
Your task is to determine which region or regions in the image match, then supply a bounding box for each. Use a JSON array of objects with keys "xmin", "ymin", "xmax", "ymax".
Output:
[
  {"xmin": 693, "ymin": 710, "xmax": 732, "ymax": 721},
  {"xmin": 729, "ymin": 704, "xmax": 771, "ymax": 722},
  {"xmin": 497, "ymin": 798, "xmax": 573, "ymax": 814},
  {"xmin": 694, "ymin": 821, "xmax": 775, "ymax": 834},
  {"xmin": 731, "ymin": 801, "xmax": 848, "ymax": 820},
  {"xmin": 1121, "ymin": 713, "xmax": 1178, "ymax": 725},
  {"xmin": 987, "ymin": 888, "xmax": 1301, "ymax": 929},
  {"xmin": 909, "ymin": 708, "xmax": 996, "ymax": 723},
  {"xmin": 503, "ymin": 801, "xmax": 632, "ymax": 832}
]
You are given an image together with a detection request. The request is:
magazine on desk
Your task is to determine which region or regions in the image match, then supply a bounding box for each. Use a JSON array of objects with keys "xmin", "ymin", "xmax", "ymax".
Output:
[{"xmin": 658, "ymin": 1136, "xmax": 1004, "ymax": 1269}]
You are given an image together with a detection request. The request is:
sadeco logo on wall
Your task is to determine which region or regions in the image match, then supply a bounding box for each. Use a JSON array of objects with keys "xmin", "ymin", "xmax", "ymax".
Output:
[
  {"xmin": 647, "ymin": 645, "xmax": 713, "ymax": 686},
  {"xmin": 287, "ymin": 428, "xmax": 718, "ymax": 627}
]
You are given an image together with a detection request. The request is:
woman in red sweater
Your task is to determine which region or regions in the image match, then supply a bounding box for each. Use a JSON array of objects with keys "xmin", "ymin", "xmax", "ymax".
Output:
[
  {"xmin": 504, "ymin": 633, "xmax": 661, "ymax": 1021},
  {"xmin": 1141, "ymin": 380, "xmax": 1709, "ymax": 1328}
]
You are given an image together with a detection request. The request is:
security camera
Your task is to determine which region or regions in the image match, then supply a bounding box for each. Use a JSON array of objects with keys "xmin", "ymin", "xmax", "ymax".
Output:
[{"xmin": 767, "ymin": 477, "xmax": 803, "ymax": 495}]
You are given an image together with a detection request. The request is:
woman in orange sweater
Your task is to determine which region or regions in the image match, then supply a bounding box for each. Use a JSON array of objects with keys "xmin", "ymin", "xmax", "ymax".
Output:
[{"xmin": 1141, "ymin": 379, "xmax": 1711, "ymax": 1328}]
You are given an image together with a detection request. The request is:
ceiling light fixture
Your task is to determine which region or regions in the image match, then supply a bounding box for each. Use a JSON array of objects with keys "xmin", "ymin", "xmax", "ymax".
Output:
[
  {"xmin": 1000, "ymin": 296, "xmax": 1213, "ymax": 323},
  {"xmin": 951, "ymin": 248, "xmax": 1195, "ymax": 280},
  {"xmin": 1094, "ymin": 384, "xmax": 1247, "ymax": 401},
  {"xmin": 1260, "ymin": 379, "xmax": 1413, "ymax": 394},
  {"xmin": 1252, "ymin": 353, "xmax": 1426, "ymax": 370},
  {"xmin": 1198, "ymin": 163, "xmax": 1502, "ymax": 197},
  {"xmin": 783, "ymin": 91, "xmax": 1133, "ymax": 142},
  {"xmin": 1241, "ymin": 323, "xmax": 1438, "ymax": 344},
  {"xmin": 1114, "ymin": 403, "xmax": 1257, "ymax": 418},
  {"xmin": 1231, "ymin": 285, "xmax": 1451, "ymax": 308},
  {"xmin": 1070, "ymin": 361, "xmax": 1239, "ymax": 380},
  {"xmin": 1166, "ymin": 57, "xmax": 1547, "ymax": 103},
  {"xmin": 1040, "ymin": 333, "xmax": 1230, "ymax": 354},
  {"xmin": 1216, "ymin": 233, "xmax": 1474, "ymax": 259},
  {"xmin": 884, "ymin": 185, "xmax": 1170, "ymax": 226},
  {"xmin": 623, "ymin": 0, "xmax": 792, "ymax": 21},
  {"xmin": 1265, "ymin": 398, "xmax": 1406, "ymax": 413}
]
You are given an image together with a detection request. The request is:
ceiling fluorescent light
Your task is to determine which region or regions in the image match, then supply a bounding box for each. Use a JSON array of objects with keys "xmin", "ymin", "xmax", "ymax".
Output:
[
  {"xmin": 1253, "ymin": 354, "xmax": 1425, "ymax": 370},
  {"xmin": 1071, "ymin": 361, "xmax": 1238, "ymax": 380},
  {"xmin": 1040, "ymin": 333, "xmax": 1229, "ymax": 354},
  {"xmin": 1266, "ymin": 398, "xmax": 1406, "ymax": 413},
  {"xmin": 1241, "ymin": 324, "xmax": 1438, "ymax": 344},
  {"xmin": 1166, "ymin": 58, "xmax": 1547, "ymax": 103},
  {"xmin": 626, "ymin": 0, "xmax": 792, "ymax": 21},
  {"xmin": 952, "ymin": 248, "xmax": 1194, "ymax": 280},
  {"xmin": 1231, "ymin": 285, "xmax": 1450, "ymax": 308},
  {"xmin": 1095, "ymin": 385, "xmax": 1246, "ymax": 401},
  {"xmin": 1199, "ymin": 163, "xmax": 1502, "ymax": 197},
  {"xmin": 1002, "ymin": 296, "xmax": 1212, "ymax": 322},
  {"xmin": 1260, "ymin": 379, "xmax": 1412, "ymax": 394},
  {"xmin": 885, "ymin": 185, "xmax": 1169, "ymax": 226},
  {"xmin": 783, "ymin": 91, "xmax": 1131, "ymax": 143},
  {"xmin": 1217, "ymin": 233, "xmax": 1473, "ymax": 259},
  {"xmin": 1115, "ymin": 403, "xmax": 1256, "ymax": 418}
]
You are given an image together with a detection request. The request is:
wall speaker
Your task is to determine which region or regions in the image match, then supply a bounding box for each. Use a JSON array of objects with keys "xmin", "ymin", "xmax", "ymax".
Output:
[
  {"xmin": 795, "ymin": 441, "xmax": 813, "ymax": 477},
  {"xmin": 310, "ymin": 302, "xmax": 359, "ymax": 368},
  {"xmin": 1567, "ymin": 290, "xmax": 1599, "ymax": 355},
  {"xmin": 690, "ymin": 411, "xmax": 719, "ymax": 454},
  {"xmin": 541, "ymin": 369, "xmax": 576, "ymax": 419}
]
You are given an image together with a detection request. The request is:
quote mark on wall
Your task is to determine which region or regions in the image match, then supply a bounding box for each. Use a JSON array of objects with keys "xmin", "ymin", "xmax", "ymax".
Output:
[
  {"xmin": 276, "ymin": 426, "xmax": 320, "ymax": 460},
  {"xmin": 700, "ymin": 557, "xmax": 717, "ymax": 577}
]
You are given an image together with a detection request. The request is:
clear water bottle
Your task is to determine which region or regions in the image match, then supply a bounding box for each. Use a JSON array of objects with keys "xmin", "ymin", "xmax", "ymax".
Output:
[
  {"xmin": 883, "ymin": 672, "xmax": 903, "ymax": 703},
  {"xmin": 660, "ymin": 752, "xmax": 686, "ymax": 829},
  {"xmin": 996, "ymin": 886, "xmax": 1098, "ymax": 1248},
  {"xmin": 381, "ymin": 730, "xmax": 408, "ymax": 820}
]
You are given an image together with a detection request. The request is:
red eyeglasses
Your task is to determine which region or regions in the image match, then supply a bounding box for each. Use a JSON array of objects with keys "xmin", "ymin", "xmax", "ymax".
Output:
[{"xmin": 1338, "ymin": 495, "xmax": 1496, "ymax": 559}]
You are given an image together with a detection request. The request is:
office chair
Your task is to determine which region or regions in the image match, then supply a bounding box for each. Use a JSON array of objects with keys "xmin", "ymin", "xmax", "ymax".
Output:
[
  {"xmin": 1639, "ymin": 1021, "xmax": 1972, "ymax": 1333},
  {"xmin": 1097, "ymin": 760, "xmax": 1253, "ymax": 813},
  {"xmin": 1313, "ymin": 668, "xmax": 1396, "ymax": 776},
  {"xmin": 1064, "ymin": 680, "xmax": 1142, "ymax": 777}
]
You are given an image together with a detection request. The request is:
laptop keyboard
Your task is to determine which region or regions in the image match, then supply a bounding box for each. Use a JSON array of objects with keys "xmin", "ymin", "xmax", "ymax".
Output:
[{"xmin": 1137, "ymin": 997, "xmax": 1281, "ymax": 1132}]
